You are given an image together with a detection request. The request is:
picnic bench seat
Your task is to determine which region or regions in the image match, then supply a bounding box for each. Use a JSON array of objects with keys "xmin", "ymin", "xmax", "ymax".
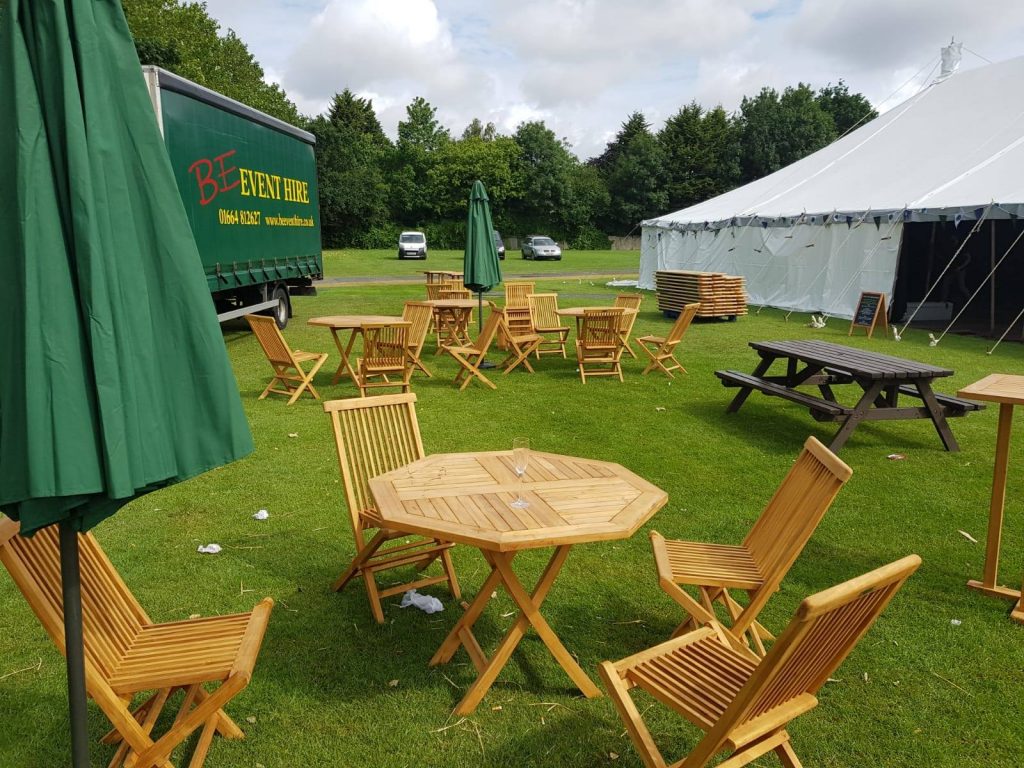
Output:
[
  {"xmin": 716, "ymin": 369, "xmax": 851, "ymax": 419},
  {"xmin": 895, "ymin": 385, "xmax": 985, "ymax": 414}
]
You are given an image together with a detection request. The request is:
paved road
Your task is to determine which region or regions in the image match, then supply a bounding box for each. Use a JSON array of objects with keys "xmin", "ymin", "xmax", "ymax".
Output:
[{"xmin": 318, "ymin": 268, "xmax": 637, "ymax": 287}]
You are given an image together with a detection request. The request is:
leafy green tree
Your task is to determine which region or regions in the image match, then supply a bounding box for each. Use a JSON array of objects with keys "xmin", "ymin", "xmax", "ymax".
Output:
[
  {"xmin": 736, "ymin": 84, "xmax": 835, "ymax": 182},
  {"xmin": 122, "ymin": 0, "xmax": 300, "ymax": 124},
  {"xmin": 391, "ymin": 97, "xmax": 450, "ymax": 225},
  {"xmin": 594, "ymin": 113, "xmax": 668, "ymax": 234},
  {"xmin": 507, "ymin": 120, "xmax": 575, "ymax": 236},
  {"xmin": 658, "ymin": 102, "xmax": 740, "ymax": 210},
  {"xmin": 562, "ymin": 163, "xmax": 610, "ymax": 247},
  {"xmin": 310, "ymin": 91, "xmax": 392, "ymax": 246},
  {"xmin": 816, "ymin": 80, "xmax": 877, "ymax": 136},
  {"xmin": 461, "ymin": 118, "xmax": 497, "ymax": 141},
  {"xmin": 425, "ymin": 136, "xmax": 520, "ymax": 222}
]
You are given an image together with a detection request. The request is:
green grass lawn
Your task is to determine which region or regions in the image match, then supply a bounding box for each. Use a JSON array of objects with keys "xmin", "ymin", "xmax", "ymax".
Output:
[
  {"xmin": 2, "ymin": 273, "xmax": 1023, "ymax": 767},
  {"xmin": 322, "ymin": 248, "xmax": 641, "ymax": 279}
]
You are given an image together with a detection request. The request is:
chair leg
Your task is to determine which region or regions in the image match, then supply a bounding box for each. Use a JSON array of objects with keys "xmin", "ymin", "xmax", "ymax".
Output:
[
  {"xmin": 597, "ymin": 661, "xmax": 668, "ymax": 768},
  {"xmin": 440, "ymin": 547, "xmax": 461, "ymax": 600},
  {"xmin": 187, "ymin": 716, "xmax": 219, "ymax": 768},
  {"xmin": 333, "ymin": 530, "xmax": 390, "ymax": 592},
  {"xmin": 774, "ymin": 736, "xmax": 803, "ymax": 768}
]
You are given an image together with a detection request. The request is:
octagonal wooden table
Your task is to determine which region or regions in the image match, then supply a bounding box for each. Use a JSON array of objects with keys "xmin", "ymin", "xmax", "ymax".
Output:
[{"xmin": 369, "ymin": 450, "xmax": 668, "ymax": 715}]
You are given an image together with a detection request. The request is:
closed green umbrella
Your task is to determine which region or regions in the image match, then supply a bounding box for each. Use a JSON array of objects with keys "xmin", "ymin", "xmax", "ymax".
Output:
[
  {"xmin": 463, "ymin": 180, "xmax": 503, "ymax": 333},
  {"xmin": 0, "ymin": 1, "xmax": 254, "ymax": 764}
]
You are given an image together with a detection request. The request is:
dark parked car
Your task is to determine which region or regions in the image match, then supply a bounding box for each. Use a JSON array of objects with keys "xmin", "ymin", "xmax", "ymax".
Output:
[
  {"xmin": 493, "ymin": 229, "xmax": 505, "ymax": 260},
  {"xmin": 521, "ymin": 235, "xmax": 562, "ymax": 260}
]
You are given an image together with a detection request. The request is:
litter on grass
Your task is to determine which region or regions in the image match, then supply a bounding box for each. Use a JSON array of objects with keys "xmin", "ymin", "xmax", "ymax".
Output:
[
  {"xmin": 958, "ymin": 530, "xmax": 978, "ymax": 543},
  {"xmin": 197, "ymin": 544, "xmax": 222, "ymax": 554},
  {"xmin": 605, "ymin": 279, "xmax": 638, "ymax": 288},
  {"xmin": 252, "ymin": 509, "xmax": 269, "ymax": 520},
  {"xmin": 950, "ymin": 619, "xmax": 962, "ymax": 626},
  {"xmin": 400, "ymin": 589, "xmax": 444, "ymax": 614},
  {"xmin": 887, "ymin": 453, "xmax": 907, "ymax": 461}
]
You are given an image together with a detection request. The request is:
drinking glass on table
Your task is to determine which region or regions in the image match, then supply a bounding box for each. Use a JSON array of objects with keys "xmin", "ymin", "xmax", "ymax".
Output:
[{"xmin": 511, "ymin": 437, "xmax": 530, "ymax": 509}]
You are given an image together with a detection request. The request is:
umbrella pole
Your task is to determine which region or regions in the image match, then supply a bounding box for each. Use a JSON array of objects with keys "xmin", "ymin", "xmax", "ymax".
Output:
[
  {"xmin": 476, "ymin": 291, "xmax": 496, "ymax": 369},
  {"xmin": 59, "ymin": 522, "xmax": 91, "ymax": 768}
]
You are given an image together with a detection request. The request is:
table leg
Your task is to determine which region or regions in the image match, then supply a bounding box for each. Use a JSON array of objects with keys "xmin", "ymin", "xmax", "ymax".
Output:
[
  {"xmin": 726, "ymin": 356, "xmax": 775, "ymax": 413},
  {"xmin": 967, "ymin": 402, "xmax": 1021, "ymax": 603},
  {"xmin": 328, "ymin": 328, "xmax": 360, "ymax": 384},
  {"xmin": 829, "ymin": 380, "xmax": 885, "ymax": 451},
  {"xmin": 436, "ymin": 546, "xmax": 601, "ymax": 715},
  {"xmin": 916, "ymin": 380, "xmax": 960, "ymax": 451}
]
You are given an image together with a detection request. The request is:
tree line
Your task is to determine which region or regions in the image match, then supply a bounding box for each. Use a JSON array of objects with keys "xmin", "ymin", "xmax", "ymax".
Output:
[{"xmin": 5, "ymin": 1, "xmax": 878, "ymax": 249}]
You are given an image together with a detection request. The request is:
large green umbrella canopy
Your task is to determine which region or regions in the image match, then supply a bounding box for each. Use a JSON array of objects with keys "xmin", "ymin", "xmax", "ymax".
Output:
[
  {"xmin": 1, "ymin": 2, "xmax": 254, "ymax": 763},
  {"xmin": 0, "ymin": 0, "xmax": 254, "ymax": 535},
  {"xmin": 463, "ymin": 180, "xmax": 503, "ymax": 294}
]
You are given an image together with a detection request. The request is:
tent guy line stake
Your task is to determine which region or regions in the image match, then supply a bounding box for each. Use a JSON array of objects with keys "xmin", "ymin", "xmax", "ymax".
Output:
[
  {"xmin": 898, "ymin": 202, "xmax": 993, "ymax": 338},
  {"xmin": 931, "ymin": 225, "xmax": 1024, "ymax": 347},
  {"xmin": 988, "ymin": 302, "xmax": 1024, "ymax": 355}
]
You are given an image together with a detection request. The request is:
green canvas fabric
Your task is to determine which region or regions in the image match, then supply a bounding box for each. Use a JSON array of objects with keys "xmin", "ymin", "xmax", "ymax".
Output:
[
  {"xmin": 462, "ymin": 180, "xmax": 503, "ymax": 293},
  {"xmin": 0, "ymin": 0, "xmax": 254, "ymax": 534}
]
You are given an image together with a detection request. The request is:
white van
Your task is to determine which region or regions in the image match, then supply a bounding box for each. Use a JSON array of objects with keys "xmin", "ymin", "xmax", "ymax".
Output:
[{"xmin": 397, "ymin": 231, "xmax": 427, "ymax": 259}]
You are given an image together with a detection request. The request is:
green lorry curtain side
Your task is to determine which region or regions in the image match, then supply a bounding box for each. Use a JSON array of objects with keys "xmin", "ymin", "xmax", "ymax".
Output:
[{"xmin": 144, "ymin": 66, "xmax": 323, "ymax": 304}]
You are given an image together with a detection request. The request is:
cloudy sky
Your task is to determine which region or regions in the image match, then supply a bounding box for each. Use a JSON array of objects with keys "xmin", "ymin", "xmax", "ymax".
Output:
[{"xmin": 200, "ymin": 0, "xmax": 1024, "ymax": 159}]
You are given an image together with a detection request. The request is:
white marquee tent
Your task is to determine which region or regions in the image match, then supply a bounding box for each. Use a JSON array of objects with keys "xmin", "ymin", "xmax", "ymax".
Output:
[{"xmin": 639, "ymin": 53, "xmax": 1024, "ymax": 322}]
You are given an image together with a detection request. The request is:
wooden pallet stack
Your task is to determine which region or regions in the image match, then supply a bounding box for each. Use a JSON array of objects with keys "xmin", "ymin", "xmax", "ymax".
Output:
[{"xmin": 655, "ymin": 270, "xmax": 748, "ymax": 319}]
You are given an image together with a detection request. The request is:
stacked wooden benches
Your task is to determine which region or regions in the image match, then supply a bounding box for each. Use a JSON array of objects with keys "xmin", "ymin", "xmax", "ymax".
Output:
[{"xmin": 654, "ymin": 270, "xmax": 748, "ymax": 320}]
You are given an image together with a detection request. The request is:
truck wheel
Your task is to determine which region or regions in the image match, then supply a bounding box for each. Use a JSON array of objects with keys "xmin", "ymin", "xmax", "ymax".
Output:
[{"xmin": 269, "ymin": 285, "xmax": 290, "ymax": 329}]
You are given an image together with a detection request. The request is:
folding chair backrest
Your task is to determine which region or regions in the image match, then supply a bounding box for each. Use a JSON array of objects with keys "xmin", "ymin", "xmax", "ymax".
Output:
[
  {"xmin": 425, "ymin": 283, "xmax": 445, "ymax": 301},
  {"xmin": 402, "ymin": 301, "xmax": 434, "ymax": 355},
  {"xmin": 743, "ymin": 437, "xmax": 852, "ymax": 586},
  {"xmin": 736, "ymin": 555, "xmax": 920, "ymax": 728},
  {"xmin": 323, "ymin": 394, "xmax": 425, "ymax": 535},
  {"xmin": 580, "ymin": 308, "xmax": 624, "ymax": 350},
  {"xmin": 502, "ymin": 306, "xmax": 534, "ymax": 336},
  {"xmin": 439, "ymin": 288, "xmax": 471, "ymax": 300},
  {"xmin": 668, "ymin": 302, "xmax": 700, "ymax": 343},
  {"xmin": 528, "ymin": 293, "xmax": 562, "ymax": 330},
  {"xmin": 505, "ymin": 281, "xmax": 535, "ymax": 309},
  {"xmin": 362, "ymin": 325, "xmax": 408, "ymax": 370},
  {"xmin": 472, "ymin": 308, "xmax": 503, "ymax": 355},
  {"xmin": 613, "ymin": 294, "xmax": 642, "ymax": 333},
  {"xmin": 247, "ymin": 314, "xmax": 296, "ymax": 367},
  {"xmin": 0, "ymin": 519, "xmax": 149, "ymax": 681}
]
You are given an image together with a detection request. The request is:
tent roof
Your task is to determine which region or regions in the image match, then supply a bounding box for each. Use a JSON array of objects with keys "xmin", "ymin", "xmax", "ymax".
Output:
[{"xmin": 644, "ymin": 55, "xmax": 1024, "ymax": 230}]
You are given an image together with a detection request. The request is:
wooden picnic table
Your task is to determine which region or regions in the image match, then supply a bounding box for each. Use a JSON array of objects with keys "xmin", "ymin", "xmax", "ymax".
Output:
[
  {"xmin": 957, "ymin": 374, "xmax": 1024, "ymax": 623},
  {"xmin": 423, "ymin": 270, "xmax": 464, "ymax": 283},
  {"xmin": 426, "ymin": 298, "xmax": 477, "ymax": 350},
  {"xmin": 369, "ymin": 450, "xmax": 668, "ymax": 715},
  {"xmin": 307, "ymin": 315, "xmax": 410, "ymax": 384},
  {"xmin": 716, "ymin": 339, "xmax": 983, "ymax": 452}
]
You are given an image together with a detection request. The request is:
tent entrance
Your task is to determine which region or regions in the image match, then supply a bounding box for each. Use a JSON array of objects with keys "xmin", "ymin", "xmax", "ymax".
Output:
[{"xmin": 893, "ymin": 220, "xmax": 1024, "ymax": 339}]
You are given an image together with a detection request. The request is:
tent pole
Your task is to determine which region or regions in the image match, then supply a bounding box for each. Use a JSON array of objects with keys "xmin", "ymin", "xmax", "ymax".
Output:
[
  {"xmin": 60, "ymin": 522, "xmax": 91, "ymax": 768},
  {"xmin": 990, "ymin": 221, "xmax": 996, "ymax": 336}
]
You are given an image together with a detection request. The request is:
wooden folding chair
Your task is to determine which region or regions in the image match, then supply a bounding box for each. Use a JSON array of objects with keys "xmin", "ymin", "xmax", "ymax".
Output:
[
  {"xmin": 498, "ymin": 307, "xmax": 542, "ymax": 374},
  {"xmin": 504, "ymin": 281, "xmax": 536, "ymax": 309},
  {"xmin": 0, "ymin": 518, "xmax": 273, "ymax": 768},
  {"xmin": 528, "ymin": 293, "xmax": 570, "ymax": 358},
  {"xmin": 444, "ymin": 306, "xmax": 502, "ymax": 391},
  {"xmin": 650, "ymin": 436, "xmax": 852, "ymax": 654},
  {"xmin": 402, "ymin": 300, "xmax": 434, "ymax": 378},
  {"xmin": 638, "ymin": 303, "xmax": 700, "ymax": 378},
  {"xmin": 323, "ymin": 394, "xmax": 460, "ymax": 623},
  {"xmin": 356, "ymin": 324, "xmax": 412, "ymax": 397},
  {"xmin": 246, "ymin": 314, "xmax": 327, "ymax": 404},
  {"xmin": 576, "ymin": 307, "xmax": 626, "ymax": 383},
  {"xmin": 599, "ymin": 554, "xmax": 921, "ymax": 768},
  {"xmin": 614, "ymin": 293, "xmax": 643, "ymax": 359}
]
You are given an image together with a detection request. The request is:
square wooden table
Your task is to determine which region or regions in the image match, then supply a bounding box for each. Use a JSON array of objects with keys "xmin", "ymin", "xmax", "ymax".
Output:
[
  {"xmin": 307, "ymin": 315, "xmax": 410, "ymax": 384},
  {"xmin": 369, "ymin": 450, "xmax": 667, "ymax": 715},
  {"xmin": 958, "ymin": 374, "xmax": 1024, "ymax": 623},
  {"xmin": 556, "ymin": 306, "xmax": 637, "ymax": 335}
]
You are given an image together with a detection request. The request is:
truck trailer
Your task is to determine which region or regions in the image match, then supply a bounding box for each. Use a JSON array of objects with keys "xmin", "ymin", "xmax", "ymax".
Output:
[{"xmin": 142, "ymin": 66, "xmax": 322, "ymax": 328}]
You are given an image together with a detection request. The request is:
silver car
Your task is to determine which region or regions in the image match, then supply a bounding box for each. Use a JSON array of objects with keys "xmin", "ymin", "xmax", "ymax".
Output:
[{"xmin": 521, "ymin": 235, "xmax": 561, "ymax": 260}]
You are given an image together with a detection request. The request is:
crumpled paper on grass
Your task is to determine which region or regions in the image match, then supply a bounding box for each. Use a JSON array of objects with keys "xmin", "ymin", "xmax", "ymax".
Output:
[{"xmin": 400, "ymin": 589, "xmax": 444, "ymax": 614}]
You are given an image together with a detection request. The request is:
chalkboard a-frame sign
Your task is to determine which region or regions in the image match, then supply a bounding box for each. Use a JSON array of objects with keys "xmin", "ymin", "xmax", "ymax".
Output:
[{"xmin": 848, "ymin": 291, "xmax": 888, "ymax": 338}]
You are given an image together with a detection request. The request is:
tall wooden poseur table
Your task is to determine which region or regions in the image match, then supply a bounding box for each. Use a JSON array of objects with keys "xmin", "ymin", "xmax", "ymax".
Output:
[{"xmin": 958, "ymin": 374, "xmax": 1024, "ymax": 623}]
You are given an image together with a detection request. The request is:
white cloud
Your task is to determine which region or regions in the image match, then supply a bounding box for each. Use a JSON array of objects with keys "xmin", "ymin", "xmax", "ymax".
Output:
[{"xmin": 197, "ymin": 0, "xmax": 1024, "ymax": 159}]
